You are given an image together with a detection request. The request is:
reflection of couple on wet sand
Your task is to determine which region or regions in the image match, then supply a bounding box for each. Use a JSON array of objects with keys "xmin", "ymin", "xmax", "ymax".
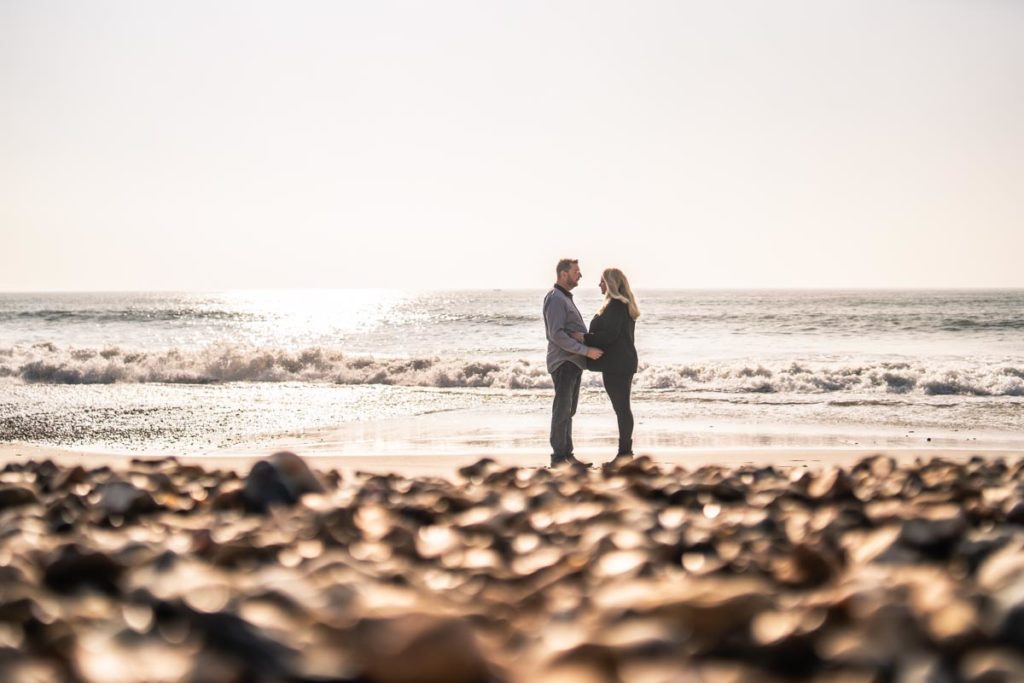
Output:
[{"xmin": 543, "ymin": 258, "xmax": 640, "ymax": 467}]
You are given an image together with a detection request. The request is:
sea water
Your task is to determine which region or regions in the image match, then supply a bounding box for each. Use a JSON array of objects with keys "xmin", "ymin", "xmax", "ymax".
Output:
[{"xmin": 1, "ymin": 289, "xmax": 1021, "ymax": 454}]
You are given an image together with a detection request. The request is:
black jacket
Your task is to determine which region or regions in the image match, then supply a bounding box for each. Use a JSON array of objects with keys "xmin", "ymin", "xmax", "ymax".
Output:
[{"xmin": 585, "ymin": 299, "xmax": 638, "ymax": 375}]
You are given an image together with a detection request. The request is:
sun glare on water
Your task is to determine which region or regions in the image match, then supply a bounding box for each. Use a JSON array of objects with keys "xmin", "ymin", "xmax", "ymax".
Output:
[{"xmin": 217, "ymin": 289, "xmax": 416, "ymax": 348}]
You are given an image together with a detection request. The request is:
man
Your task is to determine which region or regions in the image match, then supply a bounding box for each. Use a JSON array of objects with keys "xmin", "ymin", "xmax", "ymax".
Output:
[{"xmin": 543, "ymin": 258, "xmax": 603, "ymax": 467}]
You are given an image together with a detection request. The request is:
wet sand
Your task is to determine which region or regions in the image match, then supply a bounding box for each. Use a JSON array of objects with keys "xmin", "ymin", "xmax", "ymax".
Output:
[
  {"xmin": 4, "ymin": 442, "xmax": 1023, "ymax": 478},
  {"xmin": 2, "ymin": 444, "xmax": 1024, "ymax": 681}
]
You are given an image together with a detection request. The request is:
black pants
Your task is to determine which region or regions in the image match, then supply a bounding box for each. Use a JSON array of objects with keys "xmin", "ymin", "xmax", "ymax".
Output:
[
  {"xmin": 550, "ymin": 362, "xmax": 582, "ymax": 459},
  {"xmin": 602, "ymin": 372, "xmax": 634, "ymax": 455}
]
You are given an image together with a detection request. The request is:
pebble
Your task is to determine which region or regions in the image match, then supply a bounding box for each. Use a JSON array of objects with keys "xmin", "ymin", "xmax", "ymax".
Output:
[
  {"xmin": 98, "ymin": 480, "xmax": 159, "ymax": 518},
  {"xmin": 0, "ymin": 485, "xmax": 38, "ymax": 510},
  {"xmin": 241, "ymin": 450, "xmax": 325, "ymax": 512}
]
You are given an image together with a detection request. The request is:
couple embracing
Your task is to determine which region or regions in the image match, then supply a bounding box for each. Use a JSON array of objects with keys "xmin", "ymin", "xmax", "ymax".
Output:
[{"xmin": 543, "ymin": 258, "xmax": 640, "ymax": 467}]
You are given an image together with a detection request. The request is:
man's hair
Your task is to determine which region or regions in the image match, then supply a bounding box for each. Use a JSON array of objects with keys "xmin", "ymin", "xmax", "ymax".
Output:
[{"xmin": 555, "ymin": 259, "xmax": 578, "ymax": 276}]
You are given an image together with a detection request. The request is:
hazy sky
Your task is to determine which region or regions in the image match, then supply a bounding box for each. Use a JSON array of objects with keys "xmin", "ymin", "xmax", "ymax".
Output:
[{"xmin": 2, "ymin": 0, "xmax": 1022, "ymax": 290}]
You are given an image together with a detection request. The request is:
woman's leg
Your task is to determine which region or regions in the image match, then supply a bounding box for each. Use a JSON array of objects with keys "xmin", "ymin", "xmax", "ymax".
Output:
[{"xmin": 602, "ymin": 372, "xmax": 635, "ymax": 455}]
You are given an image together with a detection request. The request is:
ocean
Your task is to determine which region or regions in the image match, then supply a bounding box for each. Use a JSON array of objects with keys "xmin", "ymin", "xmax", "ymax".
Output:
[{"xmin": 1, "ymin": 289, "xmax": 1022, "ymax": 455}]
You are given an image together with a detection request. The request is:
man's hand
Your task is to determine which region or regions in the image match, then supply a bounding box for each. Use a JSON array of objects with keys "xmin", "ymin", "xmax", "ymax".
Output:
[
  {"xmin": 585, "ymin": 347, "xmax": 603, "ymax": 360},
  {"xmin": 569, "ymin": 331, "xmax": 585, "ymax": 343}
]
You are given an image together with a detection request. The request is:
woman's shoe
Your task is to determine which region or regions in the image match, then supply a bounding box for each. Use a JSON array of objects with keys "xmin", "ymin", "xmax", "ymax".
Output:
[{"xmin": 606, "ymin": 452, "xmax": 633, "ymax": 466}]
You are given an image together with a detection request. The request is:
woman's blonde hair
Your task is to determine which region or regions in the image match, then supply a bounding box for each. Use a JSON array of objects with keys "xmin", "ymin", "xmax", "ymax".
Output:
[{"xmin": 599, "ymin": 268, "xmax": 640, "ymax": 320}]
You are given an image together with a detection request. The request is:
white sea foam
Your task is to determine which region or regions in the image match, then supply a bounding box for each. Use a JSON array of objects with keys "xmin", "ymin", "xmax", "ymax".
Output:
[{"xmin": 3, "ymin": 343, "xmax": 1023, "ymax": 396}]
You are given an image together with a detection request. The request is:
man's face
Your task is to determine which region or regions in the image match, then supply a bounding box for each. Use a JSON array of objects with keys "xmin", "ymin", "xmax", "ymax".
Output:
[{"xmin": 563, "ymin": 263, "xmax": 582, "ymax": 290}]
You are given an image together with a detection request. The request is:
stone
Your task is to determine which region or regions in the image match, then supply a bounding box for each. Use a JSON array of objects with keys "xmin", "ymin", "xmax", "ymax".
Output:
[
  {"xmin": 267, "ymin": 450, "xmax": 326, "ymax": 496},
  {"xmin": 50, "ymin": 465, "xmax": 88, "ymax": 492},
  {"xmin": 43, "ymin": 544, "xmax": 125, "ymax": 596},
  {"xmin": 770, "ymin": 544, "xmax": 839, "ymax": 587},
  {"xmin": 959, "ymin": 649, "xmax": 1024, "ymax": 683},
  {"xmin": 807, "ymin": 467, "xmax": 855, "ymax": 502},
  {"xmin": 897, "ymin": 506, "xmax": 968, "ymax": 554},
  {"xmin": 242, "ymin": 451, "xmax": 325, "ymax": 512},
  {"xmin": 98, "ymin": 481, "xmax": 159, "ymax": 518},
  {"xmin": 457, "ymin": 458, "xmax": 500, "ymax": 481},
  {"xmin": 0, "ymin": 486, "xmax": 38, "ymax": 510},
  {"xmin": 352, "ymin": 615, "xmax": 494, "ymax": 683}
]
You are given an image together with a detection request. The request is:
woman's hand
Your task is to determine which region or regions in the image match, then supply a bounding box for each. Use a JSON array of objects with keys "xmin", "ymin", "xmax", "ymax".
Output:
[{"xmin": 570, "ymin": 331, "xmax": 586, "ymax": 343}]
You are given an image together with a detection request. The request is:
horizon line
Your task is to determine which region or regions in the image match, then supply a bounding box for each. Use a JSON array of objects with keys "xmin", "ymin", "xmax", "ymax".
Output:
[{"xmin": 2, "ymin": 286, "xmax": 1023, "ymax": 295}]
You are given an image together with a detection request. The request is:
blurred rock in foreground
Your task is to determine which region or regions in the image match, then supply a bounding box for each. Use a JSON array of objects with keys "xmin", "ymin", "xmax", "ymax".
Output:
[{"xmin": 1, "ymin": 452, "xmax": 1024, "ymax": 681}]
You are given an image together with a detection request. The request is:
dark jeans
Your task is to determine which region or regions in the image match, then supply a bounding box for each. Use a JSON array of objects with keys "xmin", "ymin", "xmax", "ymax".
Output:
[
  {"xmin": 550, "ymin": 362, "xmax": 583, "ymax": 459},
  {"xmin": 602, "ymin": 372, "xmax": 634, "ymax": 455}
]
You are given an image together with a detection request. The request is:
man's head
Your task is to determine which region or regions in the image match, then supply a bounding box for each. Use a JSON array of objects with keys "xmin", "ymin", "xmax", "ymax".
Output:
[{"xmin": 555, "ymin": 258, "xmax": 582, "ymax": 290}]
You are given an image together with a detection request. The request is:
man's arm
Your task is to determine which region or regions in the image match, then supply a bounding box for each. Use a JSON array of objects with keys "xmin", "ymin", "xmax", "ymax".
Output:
[{"xmin": 545, "ymin": 297, "xmax": 592, "ymax": 356}]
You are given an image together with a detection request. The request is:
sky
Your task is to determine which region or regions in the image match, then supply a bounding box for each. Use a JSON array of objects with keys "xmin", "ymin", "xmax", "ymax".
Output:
[{"xmin": 1, "ymin": 0, "xmax": 1022, "ymax": 291}]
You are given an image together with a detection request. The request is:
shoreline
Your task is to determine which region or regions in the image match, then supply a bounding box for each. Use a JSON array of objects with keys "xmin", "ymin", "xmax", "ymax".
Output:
[{"xmin": 4, "ymin": 441, "xmax": 1022, "ymax": 478}]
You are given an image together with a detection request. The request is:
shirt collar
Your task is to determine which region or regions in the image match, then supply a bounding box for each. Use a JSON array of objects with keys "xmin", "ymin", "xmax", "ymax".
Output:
[{"xmin": 554, "ymin": 284, "xmax": 573, "ymax": 298}]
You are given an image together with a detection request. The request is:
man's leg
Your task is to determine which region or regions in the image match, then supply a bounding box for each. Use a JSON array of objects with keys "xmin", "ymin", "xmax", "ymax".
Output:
[
  {"xmin": 549, "ymin": 363, "xmax": 578, "ymax": 462},
  {"xmin": 566, "ymin": 364, "xmax": 582, "ymax": 456}
]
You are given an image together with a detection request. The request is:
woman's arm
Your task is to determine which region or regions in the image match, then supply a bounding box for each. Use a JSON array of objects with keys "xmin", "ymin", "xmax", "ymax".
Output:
[{"xmin": 584, "ymin": 301, "xmax": 626, "ymax": 348}]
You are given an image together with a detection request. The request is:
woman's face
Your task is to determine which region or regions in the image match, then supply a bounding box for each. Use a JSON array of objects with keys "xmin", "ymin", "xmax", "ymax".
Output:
[{"xmin": 599, "ymin": 278, "xmax": 607, "ymax": 294}]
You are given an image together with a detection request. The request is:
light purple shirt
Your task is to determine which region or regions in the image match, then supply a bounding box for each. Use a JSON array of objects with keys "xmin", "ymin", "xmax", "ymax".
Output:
[{"xmin": 543, "ymin": 286, "xmax": 588, "ymax": 373}]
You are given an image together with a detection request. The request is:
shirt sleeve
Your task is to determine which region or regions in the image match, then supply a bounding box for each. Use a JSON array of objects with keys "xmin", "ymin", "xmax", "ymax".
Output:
[{"xmin": 545, "ymin": 298, "xmax": 589, "ymax": 355}]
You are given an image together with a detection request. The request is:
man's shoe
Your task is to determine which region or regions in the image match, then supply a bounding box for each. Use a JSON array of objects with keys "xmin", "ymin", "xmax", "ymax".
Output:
[
  {"xmin": 565, "ymin": 454, "xmax": 595, "ymax": 469},
  {"xmin": 550, "ymin": 454, "xmax": 591, "ymax": 470}
]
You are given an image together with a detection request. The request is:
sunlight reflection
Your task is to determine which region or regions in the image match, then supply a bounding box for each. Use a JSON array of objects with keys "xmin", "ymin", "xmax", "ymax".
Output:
[{"xmin": 219, "ymin": 289, "xmax": 416, "ymax": 344}]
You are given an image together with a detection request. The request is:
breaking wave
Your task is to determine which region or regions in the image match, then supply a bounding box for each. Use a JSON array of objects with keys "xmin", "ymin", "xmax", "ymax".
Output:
[{"xmin": 2, "ymin": 343, "xmax": 1024, "ymax": 396}]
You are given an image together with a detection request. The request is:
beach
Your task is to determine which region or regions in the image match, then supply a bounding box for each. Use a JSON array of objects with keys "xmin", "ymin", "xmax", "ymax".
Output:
[
  {"xmin": 2, "ymin": 289, "xmax": 1023, "ymax": 680},
  {"xmin": 3, "ymin": 445, "xmax": 1024, "ymax": 681}
]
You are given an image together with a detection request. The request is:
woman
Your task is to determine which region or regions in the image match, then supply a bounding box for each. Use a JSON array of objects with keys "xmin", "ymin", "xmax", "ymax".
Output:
[{"xmin": 571, "ymin": 268, "xmax": 639, "ymax": 458}]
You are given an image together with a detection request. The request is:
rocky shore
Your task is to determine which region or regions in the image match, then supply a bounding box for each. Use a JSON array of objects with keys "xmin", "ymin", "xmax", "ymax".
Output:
[{"xmin": 2, "ymin": 451, "xmax": 1024, "ymax": 682}]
